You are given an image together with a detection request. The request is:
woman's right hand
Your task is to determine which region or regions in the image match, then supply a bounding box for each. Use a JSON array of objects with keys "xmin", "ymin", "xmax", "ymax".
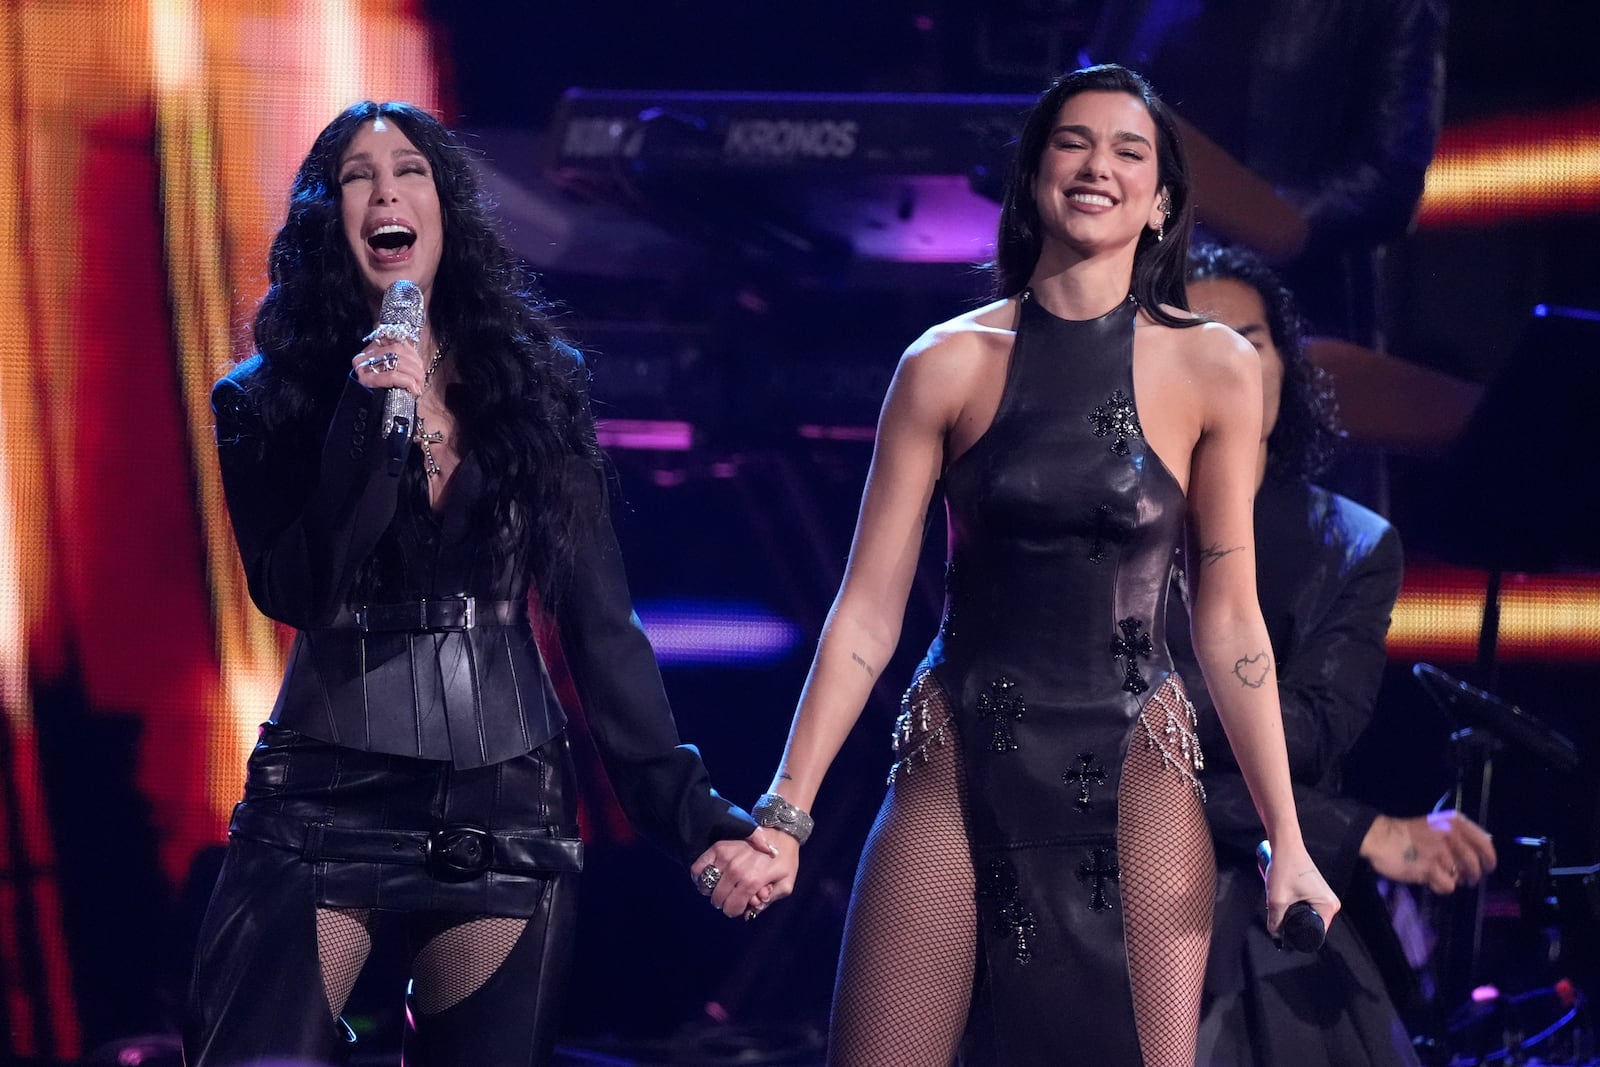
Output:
[
  {"xmin": 351, "ymin": 334, "xmax": 426, "ymax": 397},
  {"xmin": 744, "ymin": 830, "xmax": 800, "ymax": 919},
  {"xmin": 691, "ymin": 829, "xmax": 793, "ymax": 920}
]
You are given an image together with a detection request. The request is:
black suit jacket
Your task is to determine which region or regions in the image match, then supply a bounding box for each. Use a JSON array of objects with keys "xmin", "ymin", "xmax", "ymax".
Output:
[
  {"xmin": 212, "ymin": 355, "xmax": 755, "ymax": 864},
  {"xmin": 1184, "ymin": 477, "xmax": 1402, "ymax": 881},
  {"xmin": 1170, "ymin": 477, "xmax": 1416, "ymax": 1064}
]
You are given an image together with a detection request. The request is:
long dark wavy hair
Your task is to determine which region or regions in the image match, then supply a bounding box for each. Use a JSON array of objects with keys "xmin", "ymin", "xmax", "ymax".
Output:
[
  {"xmin": 993, "ymin": 64, "xmax": 1197, "ymax": 328},
  {"xmin": 1187, "ymin": 243, "xmax": 1341, "ymax": 483},
  {"xmin": 244, "ymin": 100, "xmax": 600, "ymax": 604}
]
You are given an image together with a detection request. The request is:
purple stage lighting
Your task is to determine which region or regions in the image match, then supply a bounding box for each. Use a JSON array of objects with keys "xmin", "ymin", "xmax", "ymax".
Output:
[
  {"xmin": 635, "ymin": 600, "xmax": 804, "ymax": 666},
  {"xmin": 596, "ymin": 419, "xmax": 694, "ymax": 451}
]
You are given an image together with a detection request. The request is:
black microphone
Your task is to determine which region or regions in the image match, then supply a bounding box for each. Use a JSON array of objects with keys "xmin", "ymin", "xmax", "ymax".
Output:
[
  {"xmin": 376, "ymin": 280, "xmax": 424, "ymax": 474},
  {"xmin": 1256, "ymin": 841, "xmax": 1327, "ymax": 952}
]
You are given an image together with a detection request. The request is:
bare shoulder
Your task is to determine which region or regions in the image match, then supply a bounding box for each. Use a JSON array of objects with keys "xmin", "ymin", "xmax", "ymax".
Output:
[
  {"xmin": 904, "ymin": 297, "xmax": 1016, "ymax": 362},
  {"xmin": 895, "ymin": 298, "xmax": 1017, "ymax": 398},
  {"xmin": 1186, "ymin": 320, "xmax": 1258, "ymax": 377},
  {"xmin": 1142, "ymin": 308, "xmax": 1257, "ymax": 385}
]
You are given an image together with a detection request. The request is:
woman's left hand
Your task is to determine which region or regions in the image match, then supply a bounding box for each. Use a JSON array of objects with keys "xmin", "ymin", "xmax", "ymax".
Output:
[
  {"xmin": 1263, "ymin": 840, "xmax": 1341, "ymax": 936},
  {"xmin": 690, "ymin": 829, "xmax": 782, "ymax": 919}
]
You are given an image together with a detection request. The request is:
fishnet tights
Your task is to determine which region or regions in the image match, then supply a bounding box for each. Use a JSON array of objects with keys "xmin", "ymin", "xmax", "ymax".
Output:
[
  {"xmin": 1118, "ymin": 677, "xmax": 1215, "ymax": 1067},
  {"xmin": 829, "ymin": 673, "xmax": 1215, "ymax": 1066},
  {"xmin": 829, "ymin": 672, "xmax": 974, "ymax": 1067},
  {"xmin": 316, "ymin": 906, "xmax": 375, "ymax": 1020},
  {"xmin": 314, "ymin": 906, "xmax": 529, "ymax": 1019},
  {"xmin": 409, "ymin": 914, "xmax": 529, "ymax": 1015}
]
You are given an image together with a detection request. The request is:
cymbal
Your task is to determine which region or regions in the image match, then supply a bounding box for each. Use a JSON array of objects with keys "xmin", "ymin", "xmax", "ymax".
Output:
[{"xmin": 1413, "ymin": 663, "xmax": 1580, "ymax": 773}]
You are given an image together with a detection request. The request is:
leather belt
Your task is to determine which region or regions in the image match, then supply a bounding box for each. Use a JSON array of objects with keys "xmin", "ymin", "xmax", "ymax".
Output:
[
  {"xmin": 328, "ymin": 596, "xmax": 525, "ymax": 633},
  {"xmin": 229, "ymin": 805, "xmax": 584, "ymax": 880}
]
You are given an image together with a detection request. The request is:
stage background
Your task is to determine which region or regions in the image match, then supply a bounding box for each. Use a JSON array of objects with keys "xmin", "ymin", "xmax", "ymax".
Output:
[{"xmin": 1, "ymin": 1, "xmax": 1597, "ymax": 1061}]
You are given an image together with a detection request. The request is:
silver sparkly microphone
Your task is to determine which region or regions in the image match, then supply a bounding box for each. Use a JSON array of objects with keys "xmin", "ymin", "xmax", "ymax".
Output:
[
  {"xmin": 376, "ymin": 280, "xmax": 424, "ymax": 474},
  {"xmin": 378, "ymin": 279, "xmax": 424, "ymax": 439}
]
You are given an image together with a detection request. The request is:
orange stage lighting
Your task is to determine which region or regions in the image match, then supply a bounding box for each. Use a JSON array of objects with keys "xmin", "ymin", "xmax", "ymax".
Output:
[
  {"xmin": 1390, "ymin": 563, "xmax": 1600, "ymax": 663},
  {"xmin": 1419, "ymin": 104, "xmax": 1600, "ymax": 227}
]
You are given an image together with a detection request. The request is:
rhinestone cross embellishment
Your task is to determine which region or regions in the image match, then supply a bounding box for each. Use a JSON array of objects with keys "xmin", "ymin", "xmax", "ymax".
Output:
[
  {"xmin": 1110, "ymin": 617, "xmax": 1154, "ymax": 695},
  {"xmin": 976, "ymin": 676, "xmax": 1026, "ymax": 752},
  {"xmin": 1062, "ymin": 751, "xmax": 1108, "ymax": 810},
  {"xmin": 1077, "ymin": 847, "xmax": 1121, "ymax": 912},
  {"xmin": 1087, "ymin": 389, "xmax": 1143, "ymax": 456},
  {"xmin": 980, "ymin": 859, "xmax": 1038, "ymax": 964}
]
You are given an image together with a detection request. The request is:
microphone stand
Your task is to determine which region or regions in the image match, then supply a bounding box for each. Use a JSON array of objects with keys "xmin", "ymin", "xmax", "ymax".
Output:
[{"xmin": 1442, "ymin": 724, "xmax": 1499, "ymax": 1007}]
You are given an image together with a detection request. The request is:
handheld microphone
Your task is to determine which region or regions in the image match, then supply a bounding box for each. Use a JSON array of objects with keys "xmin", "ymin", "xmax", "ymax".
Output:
[
  {"xmin": 375, "ymin": 280, "xmax": 424, "ymax": 474},
  {"xmin": 1256, "ymin": 840, "xmax": 1327, "ymax": 952}
]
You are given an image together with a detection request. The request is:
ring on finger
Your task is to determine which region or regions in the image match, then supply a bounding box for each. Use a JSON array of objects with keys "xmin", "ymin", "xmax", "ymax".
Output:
[
  {"xmin": 361, "ymin": 352, "xmax": 399, "ymax": 373},
  {"xmin": 697, "ymin": 864, "xmax": 723, "ymax": 894},
  {"xmin": 744, "ymin": 904, "xmax": 762, "ymax": 922}
]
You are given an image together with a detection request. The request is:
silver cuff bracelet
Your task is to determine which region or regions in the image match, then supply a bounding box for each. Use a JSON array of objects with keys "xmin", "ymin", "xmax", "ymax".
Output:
[{"xmin": 752, "ymin": 792, "xmax": 814, "ymax": 846}]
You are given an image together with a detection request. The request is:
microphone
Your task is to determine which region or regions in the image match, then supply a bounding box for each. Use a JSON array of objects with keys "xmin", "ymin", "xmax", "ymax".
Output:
[
  {"xmin": 1256, "ymin": 841, "xmax": 1327, "ymax": 952},
  {"xmin": 375, "ymin": 280, "xmax": 424, "ymax": 474}
]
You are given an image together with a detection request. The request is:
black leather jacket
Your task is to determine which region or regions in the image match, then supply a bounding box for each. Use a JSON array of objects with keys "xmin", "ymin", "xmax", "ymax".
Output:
[
  {"xmin": 1094, "ymin": 0, "xmax": 1447, "ymax": 343},
  {"xmin": 212, "ymin": 357, "xmax": 756, "ymax": 863}
]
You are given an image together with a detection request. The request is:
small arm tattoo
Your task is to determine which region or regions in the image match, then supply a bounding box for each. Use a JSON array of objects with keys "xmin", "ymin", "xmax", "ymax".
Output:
[
  {"xmin": 1233, "ymin": 651, "xmax": 1271, "ymax": 688},
  {"xmin": 1198, "ymin": 543, "xmax": 1244, "ymax": 566},
  {"xmin": 851, "ymin": 652, "xmax": 876, "ymax": 678},
  {"xmin": 1403, "ymin": 846, "xmax": 1418, "ymax": 863}
]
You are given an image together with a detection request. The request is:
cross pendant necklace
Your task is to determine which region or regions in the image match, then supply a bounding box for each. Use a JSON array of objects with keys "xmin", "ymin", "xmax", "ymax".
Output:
[{"xmin": 413, "ymin": 344, "xmax": 448, "ymax": 478}]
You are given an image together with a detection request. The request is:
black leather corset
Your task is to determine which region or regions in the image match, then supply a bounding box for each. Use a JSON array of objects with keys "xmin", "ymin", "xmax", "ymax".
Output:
[{"xmin": 272, "ymin": 454, "xmax": 566, "ymax": 769}]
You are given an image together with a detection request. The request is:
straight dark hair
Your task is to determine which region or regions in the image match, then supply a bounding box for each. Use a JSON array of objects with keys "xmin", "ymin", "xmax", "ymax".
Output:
[{"xmin": 992, "ymin": 64, "xmax": 1197, "ymax": 328}]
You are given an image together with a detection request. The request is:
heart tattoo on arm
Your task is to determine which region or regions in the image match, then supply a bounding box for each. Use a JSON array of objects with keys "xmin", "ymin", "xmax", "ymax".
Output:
[{"xmin": 1233, "ymin": 651, "xmax": 1271, "ymax": 689}]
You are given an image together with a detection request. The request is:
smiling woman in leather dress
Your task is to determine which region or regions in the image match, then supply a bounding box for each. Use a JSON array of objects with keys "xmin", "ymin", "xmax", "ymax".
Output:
[
  {"xmin": 182, "ymin": 101, "xmax": 775, "ymax": 1067},
  {"xmin": 742, "ymin": 66, "xmax": 1342, "ymax": 1067}
]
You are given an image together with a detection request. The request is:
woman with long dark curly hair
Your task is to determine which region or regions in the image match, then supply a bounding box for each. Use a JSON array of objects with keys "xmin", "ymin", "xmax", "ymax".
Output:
[
  {"xmin": 1178, "ymin": 243, "xmax": 1494, "ymax": 1067},
  {"xmin": 1186, "ymin": 242, "xmax": 1341, "ymax": 486},
  {"xmin": 184, "ymin": 101, "xmax": 777, "ymax": 1067},
  {"xmin": 738, "ymin": 66, "xmax": 1338, "ymax": 1066}
]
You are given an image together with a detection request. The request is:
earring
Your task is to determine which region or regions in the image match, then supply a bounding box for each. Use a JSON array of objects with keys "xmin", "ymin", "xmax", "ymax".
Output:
[
  {"xmin": 1156, "ymin": 194, "xmax": 1172, "ymax": 241},
  {"xmin": 1156, "ymin": 218, "xmax": 1165, "ymax": 242}
]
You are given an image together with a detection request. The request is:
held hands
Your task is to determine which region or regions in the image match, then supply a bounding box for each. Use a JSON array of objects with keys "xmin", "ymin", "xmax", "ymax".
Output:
[
  {"xmin": 1262, "ymin": 839, "xmax": 1340, "ymax": 939},
  {"xmin": 688, "ymin": 792, "xmax": 808, "ymax": 920},
  {"xmin": 690, "ymin": 829, "xmax": 785, "ymax": 919},
  {"xmin": 755, "ymin": 829, "xmax": 801, "ymax": 913},
  {"xmin": 1360, "ymin": 810, "xmax": 1498, "ymax": 893},
  {"xmin": 351, "ymin": 330, "xmax": 427, "ymax": 397}
]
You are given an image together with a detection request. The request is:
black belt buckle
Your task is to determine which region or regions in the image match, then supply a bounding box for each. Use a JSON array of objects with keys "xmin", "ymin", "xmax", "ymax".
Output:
[
  {"xmin": 420, "ymin": 596, "xmax": 476, "ymax": 631},
  {"xmin": 424, "ymin": 825, "xmax": 494, "ymax": 882}
]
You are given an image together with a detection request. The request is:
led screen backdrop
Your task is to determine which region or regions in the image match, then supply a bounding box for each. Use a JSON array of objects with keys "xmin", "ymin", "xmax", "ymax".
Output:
[{"xmin": 0, "ymin": 1, "xmax": 438, "ymax": 1056}]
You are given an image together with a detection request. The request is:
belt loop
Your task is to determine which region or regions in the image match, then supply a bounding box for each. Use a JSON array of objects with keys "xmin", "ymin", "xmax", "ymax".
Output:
[
  {"xmin": 355, "ymin": 606, "xmax": 369, "ymax": 632},
  {"xmin": 463, "ymin": 595, "xmax": 476, "ymax": 630},
  {"xmin": 304, "ymin": 822, "xmax": 325, "ymax": 861},
  {"xmin": 418, "ymin": 596, "xmax": 428, "ymax": 630}
]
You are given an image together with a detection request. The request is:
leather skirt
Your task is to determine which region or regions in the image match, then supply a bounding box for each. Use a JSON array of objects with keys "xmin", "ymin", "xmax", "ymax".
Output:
[
  {"xmin": 184, "ymin": 725, "xmax": 585, "ymax": 1066},
  {"xmin": 224, "ymin": 721, "xmax": 584, "ymax": 915}
]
